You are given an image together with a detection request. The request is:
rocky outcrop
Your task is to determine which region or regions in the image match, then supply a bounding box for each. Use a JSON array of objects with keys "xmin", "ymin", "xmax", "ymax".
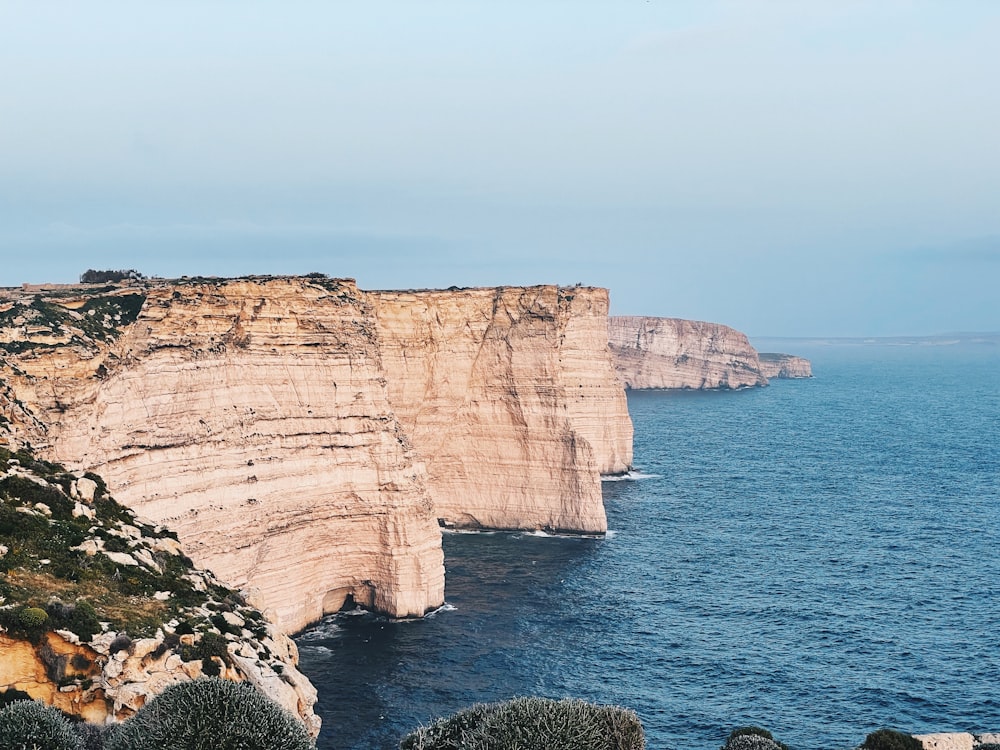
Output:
[
  {"xmin": 757, "ymin": 353, "xmax": 813, "ymax": 379},
  {"xmin": 371, "ymin": 286, "xmax": 631, "ymax": 533},
  {"xmin": 0, "ymin": 447, "xmax": 319, "ymax": 733},
  {"xmin": 1, "ymin": 277, "xmax": 632, "ymax": 634},
  {"xmin": 0, "ymin": 625, "xmax": 318, "ymax": 734},
  {"xmin": 609, "ymin": 316, "xmax": 766, "ymax": 390}
]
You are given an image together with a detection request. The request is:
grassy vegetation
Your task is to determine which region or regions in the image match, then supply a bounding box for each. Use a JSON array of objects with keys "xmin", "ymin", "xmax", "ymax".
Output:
[
  {"xmin": 0, "ymin": 445, "xmax": 261, "ymax": 650},
  {"xmin": 0, "ymin": 292, "xmax": 146, "ymax": 355}
]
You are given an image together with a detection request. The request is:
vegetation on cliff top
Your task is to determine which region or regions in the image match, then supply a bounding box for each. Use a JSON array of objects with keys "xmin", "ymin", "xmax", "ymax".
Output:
[{"xmin": 0, "ymin": 292, "xmax": 147, "ymax": 354}]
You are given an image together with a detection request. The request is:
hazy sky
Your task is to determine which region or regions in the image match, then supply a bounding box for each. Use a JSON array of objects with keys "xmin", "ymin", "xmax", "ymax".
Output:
[{"xmin": 2, "ymin": 1, "xmax": 998, "ymax": 336}]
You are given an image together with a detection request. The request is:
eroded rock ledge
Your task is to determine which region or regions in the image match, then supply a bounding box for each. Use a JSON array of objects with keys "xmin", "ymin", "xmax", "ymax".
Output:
[{"xmin": 1, "ymin": 277, "xmax": 632, "ymax": 634}]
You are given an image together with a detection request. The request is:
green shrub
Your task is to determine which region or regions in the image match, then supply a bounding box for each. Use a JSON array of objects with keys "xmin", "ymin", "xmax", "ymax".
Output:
[
  {"xmin": 0, "ymin": 699, "xmax": 84, "ymax": 750},
  {"xmin": 49, "ymin": 600, "xmax": 101, "ymax": 643},
  {"xmin": 863, "ymin": 729, "xmax": 922, "ymax": 750},
  {"xmin": 19, "ymin": 607, "xmax": 49, "ymax": 629},
  {"xmin": 723, "ymin": 727, "xmax": 789, "ymax": 750},
  {"xmin": 71, "ymin": 720, "xmax": 109, "ymax": 750},
  {"xmin": 399, "ymin": 696, "xmax": 645, "ymax": 750},
  {"xmin": 104, "ymin": 678, "xmax": 315, "ymax": 750}
]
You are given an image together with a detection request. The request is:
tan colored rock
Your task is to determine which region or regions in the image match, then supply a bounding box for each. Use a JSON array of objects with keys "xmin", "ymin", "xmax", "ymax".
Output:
[
  {"xmin": 103, "ymin": 551, "xmax": 139, "ymax": 567},
  {"xmin": 914, "ymin": 733, "xmax": 975, "ymax": 750},
  {"xmin": 10, "ymin": 279, "xmax": 445, "ymax": 633},
  {"xmin": 978, "ymin": 734, "xmax": 1000, "ymax": 745},
  {"xmin": 150, "ymin": 536, "xmax": 184, "ymax": 555},
  {"xmin": 609, "ymin": 316, "xmax": 766, "ymax": 390},
  {"xmin": 73, "ymin": 501, "xmax": 95, "ymax": 519},
  {"xmin": 4, "ymin": 277, "xmax": 632, "ymax": 632},
  {"xmin": 758, "ymin": 352, "xmax": 813, "ymax": 379},
  {"xmin": 371, "ymin": 285, "xmax": 631, "ymax": 532},
  {"xmin": 76, "ymin": 477, "xmax": 98, "ymax": 502}
]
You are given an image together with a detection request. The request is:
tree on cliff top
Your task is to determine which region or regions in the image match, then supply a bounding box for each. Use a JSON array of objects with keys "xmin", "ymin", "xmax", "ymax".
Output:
[{"xmin": 79, "ymin": 269, "xmax": 145, "ymax": 284}]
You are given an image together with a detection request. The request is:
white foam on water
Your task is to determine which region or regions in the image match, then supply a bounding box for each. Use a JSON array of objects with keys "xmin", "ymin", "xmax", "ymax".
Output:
[
  {"xmin": 601, "ymin": 470, "xmax": 661, "ymax": 482},
  {"xmin": 441, "ymin": 527, "xmax": 500, "ymax": 536},
  {"xmin": 297, "ymin": 621, "xmax": 342, "ymax": 641}
]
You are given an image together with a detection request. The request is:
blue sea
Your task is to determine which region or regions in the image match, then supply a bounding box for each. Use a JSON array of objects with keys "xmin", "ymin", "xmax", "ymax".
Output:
[{"xmin": 296, "ymin": 342, "xmax": 1000, "ymax": 750}]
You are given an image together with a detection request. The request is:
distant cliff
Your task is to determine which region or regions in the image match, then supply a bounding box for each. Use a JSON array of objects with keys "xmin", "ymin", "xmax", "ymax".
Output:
[
  {"xmin": 757, "ymin": 353, "xmax": 813, "ymax": 379},
  {"xmin": 609, "ymin": 316, "xmax": 766, "ymax": 389},
  {"xmin": 372, "ymin": 286, "xmax": 631, "ymax": 533},
  {"xmin": 608, "ymin": 316, "xmax": 811, "ymax": 389},
  {"xmin": 0, "ymin": 277, "xmax": 632, "ymax": 633}
]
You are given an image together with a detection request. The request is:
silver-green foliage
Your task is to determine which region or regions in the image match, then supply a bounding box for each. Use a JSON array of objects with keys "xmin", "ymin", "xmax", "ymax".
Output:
[
  {"xmin": 400, "ymin": 696, "xmax": 645, "ymax": 750},
  {"xmin": 104, "ymin": 678, "xmax": 315, "ymax": 750},
  {"xmin": 0, "ymin": 700, "xmax": 84, "ymax": 750}
]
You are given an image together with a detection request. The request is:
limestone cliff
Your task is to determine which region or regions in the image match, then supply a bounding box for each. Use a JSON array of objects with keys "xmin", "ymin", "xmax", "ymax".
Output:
[
  {"xmin": 609, "ymin": 316, "xmax": 766, "ymax": 390},
  {"xmin": 758, "ymin": 353, "xmax": 813, "ymax": 379},
  {"xmin": 1, "ymin": 278, "xmax": 446, "ymax": 634},
  {"xmin": 1, "ymin": 277, "xmax": 632, "ymax": 634},
  {"xmin": 371, "ymin": 285, "xmax": 631, "ymax": 533}
]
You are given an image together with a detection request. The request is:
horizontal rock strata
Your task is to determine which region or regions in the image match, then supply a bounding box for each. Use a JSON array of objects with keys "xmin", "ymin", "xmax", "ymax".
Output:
[
  {"xmin": 371, "ymin": 285, "xmax": 632, "ymax": 533},
  {"xmin": 757, "ymin": 352, "xmax": 813, "ymax": 379},
  {"xmin": 609, "ymin": 316, "xmax": 766, "ymax": 390},
  {"xmin": 2, "ymin": 277, "xmax": 633, "ymax": 633},
  {"xmin": 2, "ymin": 279, "xmax": 445, "ymax": 634}
]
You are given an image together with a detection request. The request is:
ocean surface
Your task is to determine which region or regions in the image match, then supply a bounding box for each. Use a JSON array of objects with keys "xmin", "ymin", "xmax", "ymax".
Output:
[{"xmin": 296, "ymin": 342, "xmax": 1000, "ymax": 750}]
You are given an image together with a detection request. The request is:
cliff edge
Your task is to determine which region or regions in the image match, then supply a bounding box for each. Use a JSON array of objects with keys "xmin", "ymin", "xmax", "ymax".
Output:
[{"xmin": 1, "ymin": 277, "xmax": 632, "ymax": 633}]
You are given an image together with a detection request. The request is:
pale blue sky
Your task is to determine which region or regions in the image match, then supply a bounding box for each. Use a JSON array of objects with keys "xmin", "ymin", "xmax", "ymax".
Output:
[{"xmin": 2, "ymin": 1, "xmax": 998, "ymax": 336}]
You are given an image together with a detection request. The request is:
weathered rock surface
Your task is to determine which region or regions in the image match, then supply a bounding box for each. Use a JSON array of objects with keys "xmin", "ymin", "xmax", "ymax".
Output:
[
  {"xmin": 0, "ymin": 630, "xmax": 319, "ymax": 734},
  {"xmin": 758, "ymin": 352, "xmax": 813, "ymax": 379},
  {"xmin": 372, "ymin": 285, "xmax": 631, "ymax": 533},
  {"xmin": 2, "ymin": 278, "xmax": 446, "ymax": 634},
  {"xmin": 1, "ymin": 277, "xmax": 632, "ymax": 634},
  {"xmin": 609, "ymin": 316, "xmax": 766, "ymax": 390},
  {"xmin": 0, "ymin": 447, "xmax": 320, "ymax": 733}
]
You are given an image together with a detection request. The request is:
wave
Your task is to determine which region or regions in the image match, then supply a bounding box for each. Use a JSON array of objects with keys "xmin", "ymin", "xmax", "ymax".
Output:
[
  {"xmin": 518, "ymin": 530, "xmax": 606, "ymax": 540},
  {"xmin": 392, "ymin": 602, "xmax": 457, "ymax": 623},
  {"xmin": 601, "ymin": 470, "xmax": 661, "ymax": 482},
  {"xmin": 441, "ymin": 527, "xmax": 501, "ymax": 536},
  {"xmin": 297, "ymin": 621, "xmax": 342, "ymax": 641}
]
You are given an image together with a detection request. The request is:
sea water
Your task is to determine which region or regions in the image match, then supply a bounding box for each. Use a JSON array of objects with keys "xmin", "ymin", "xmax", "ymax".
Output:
[{"xmin": 296, "ymin": 343, "xmax": 1000, "ymax": 750}]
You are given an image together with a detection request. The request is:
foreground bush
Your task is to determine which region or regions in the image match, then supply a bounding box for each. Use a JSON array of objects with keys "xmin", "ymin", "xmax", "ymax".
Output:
[
  {"xmin": 723, "ymin": 726, "xmax": 789, "ymax": 750},
  {"xmin": 400, "ymin": 696, "xmax": 645, "ymax": 750},
  {"xmin": 104, "ymin": 678, "xmax": 315, "ymax": 750},
  {"xmin": 863, "ymin": 729, "xmax": 922, "ymax": 750},
  {"xmin": 0, "ymin": 700, "xmax": 84, "ymax": 750}
]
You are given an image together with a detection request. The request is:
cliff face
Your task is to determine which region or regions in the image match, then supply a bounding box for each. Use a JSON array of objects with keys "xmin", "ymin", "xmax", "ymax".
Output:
[
  {"xmin": 3, "ymin": 279, "xmax": 445, "ymax": 634},
  {"xmin": 371, "ymin": 286, "xmax": 631, "ymax": 533},
  {"xmin": 1, "ymin": 278, "xmax": 632, "ymax": 634},
  {"xmin": 758, "ymin": 353, "xmax": 813, "ymax": 379},
  {"xmin": 609, "ymin": 316, "xmax": 766, "ymax": 390}
]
